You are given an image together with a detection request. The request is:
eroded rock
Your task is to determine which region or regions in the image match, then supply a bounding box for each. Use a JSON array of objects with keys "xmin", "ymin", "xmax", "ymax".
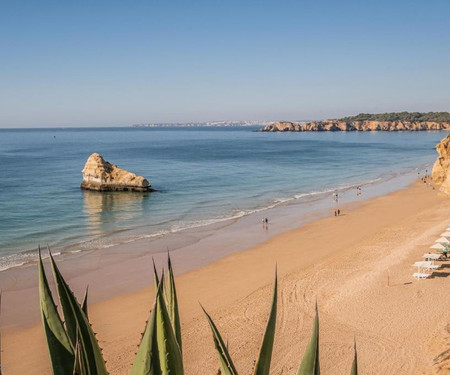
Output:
[
  {"xmin": 261, "ymin": 120, "xmax": 450, "ymax": 132},
  {"xmin": 81, "ymin": 153, "xmax": 151, "ymax": 192},
  {"xmin": 432, "ymin": 134, "xmax": 450, "ymax": 195}
]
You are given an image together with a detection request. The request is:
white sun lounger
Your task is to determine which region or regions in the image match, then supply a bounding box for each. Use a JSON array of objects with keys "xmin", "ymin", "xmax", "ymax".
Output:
[
  {"xmin": 414, "ymin": 261, "xmax": 431, "ymax": 267},
  {"xmin": 422, "ymin": 253, "xmax": 442, "ymax": 261},
  {"xmin": 413, "ymin": 272, "xmax": 431, "ymax": 279},
  {"xmin": 414, "ymin": 260, "xmax": 442, "ymax": 269}
]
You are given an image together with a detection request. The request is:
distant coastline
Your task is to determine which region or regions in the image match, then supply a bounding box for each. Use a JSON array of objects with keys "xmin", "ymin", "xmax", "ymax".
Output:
[
  {"xmin": 130, "ymin": 120, "xmax": 271, "ymax": 128},
  {"xmin": 260, "ymin": 112, "xmax": 450, "ymax": 132}
]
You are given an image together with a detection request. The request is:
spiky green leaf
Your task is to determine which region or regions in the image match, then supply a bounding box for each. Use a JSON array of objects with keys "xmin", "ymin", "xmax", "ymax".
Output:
[
  {"xmin": 152, "ymin": 259, "xmax": 160, "ymax": 296},
  {"xmin": 167, "ymin": 253, "xmax": 182, "ymax": 352},
  {"xmin": 130, "ymin": 284, "xmax": 162, "ymax": 375},
  {"xmin": 48, "ymin": 250, "xmax": 108, "ymax": 375},
  {"xmin": 252, "ymin": 268, "xmax": 277, "ymax": 375},
  {"xmin": 350, "ymin": 340, "xmax": 358, "ymax": 375},
  {"xmin": 38, "ymin": 249, "xmax": 75, "ymax": 375},
  {"xmin": 202, "ymin": 306, "xmax": 238, "ymax": 375},
  {"xmin": 154, "ymin": 274, "xmax": 184, "ymax": 375},
  {"xmin": 82, "ymin": 286, "xmax": 89, "ymax": 321},
  {"xmin": 73, "ymin": 326, "xmax": 89, "ymax": 375},
  {"xmin": 298, "ymin": 304, "xmax": 320, "ymax": 375}
]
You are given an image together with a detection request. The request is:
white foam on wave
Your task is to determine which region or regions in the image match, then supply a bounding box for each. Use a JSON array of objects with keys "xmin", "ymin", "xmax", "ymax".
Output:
[{"xmin": 0, "ymin": 250, "xmax": 62, "ymax": 272}]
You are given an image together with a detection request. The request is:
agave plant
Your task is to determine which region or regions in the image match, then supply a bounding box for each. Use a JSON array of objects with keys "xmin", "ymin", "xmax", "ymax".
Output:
[
  {"xmin": 201, "ymin": 268, "xmax": 277, "ymax": 375},
  {"xmin": 38, "ymin": 247, "xmax": 358, "ymax": 375},
  {"xmin": 203, "ymin": 279, "xmax": 358, "ymax": 375},
  {"xmin": 38, "ymin": 248, "xmax": 184, "ymax": 375},
  {"xmin": 38, "ymin": 247, "xmax": 107, "ymax": 374},
  {"xmin": 297, "ymin": 303, "xmax": 320, "ymax": 375},
  {"xmin": 131, "ymin": 259, "xmax": 183, "ymax": 374}
]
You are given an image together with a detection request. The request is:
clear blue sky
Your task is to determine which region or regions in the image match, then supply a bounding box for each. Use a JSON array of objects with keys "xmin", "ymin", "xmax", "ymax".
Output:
[{"xmin": 1, "ymin": 0, "xmax": 449, "ymax": 127}]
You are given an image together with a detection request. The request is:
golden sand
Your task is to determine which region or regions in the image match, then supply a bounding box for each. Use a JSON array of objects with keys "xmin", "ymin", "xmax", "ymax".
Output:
[{"xmin": 3, "ymin": 182, "xmax": 450, "ymax": 374}]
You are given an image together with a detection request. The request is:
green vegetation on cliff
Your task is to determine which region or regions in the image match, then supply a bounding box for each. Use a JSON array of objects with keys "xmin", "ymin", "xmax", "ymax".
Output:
[{"xmin": 339, "ymin": 112, "xmax": 450, "ymax": 123}]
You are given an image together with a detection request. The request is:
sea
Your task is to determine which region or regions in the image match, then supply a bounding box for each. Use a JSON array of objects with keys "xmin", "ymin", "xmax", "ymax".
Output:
[{"xmin": 0, "ymin": 126, "xmax": 446, "ymax": 271}]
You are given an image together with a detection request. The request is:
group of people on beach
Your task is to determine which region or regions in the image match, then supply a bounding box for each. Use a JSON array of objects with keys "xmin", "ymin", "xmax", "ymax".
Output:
[
  {"xmin": 332, "ymin": 191, "xmax": 341, "ymax": 217},
  {"xmin": 418, "ymin": 170, "xmax": 435, "ymax": 190}
]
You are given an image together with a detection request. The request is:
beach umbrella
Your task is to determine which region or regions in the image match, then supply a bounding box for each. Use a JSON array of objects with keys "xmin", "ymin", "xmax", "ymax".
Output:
[
  {"xmin": 435, "ymin": 237, "xmax": 450, "ymax": 244},
  {"xmin": 430, "ymin": 243, "xmax": 445, "ymax": 250},
  {"xmin": 440, "ymin": 232, "xmax": 450, "ymax": 237}
]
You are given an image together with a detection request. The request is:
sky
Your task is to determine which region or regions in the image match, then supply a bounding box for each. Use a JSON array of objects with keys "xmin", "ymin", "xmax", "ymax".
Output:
[{"xmin": 1, "ymin": 0, "xmax": 450, "ymax": 128}]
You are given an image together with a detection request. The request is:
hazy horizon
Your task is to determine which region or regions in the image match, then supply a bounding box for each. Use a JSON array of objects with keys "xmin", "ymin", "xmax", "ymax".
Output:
[{"xmin": 1, "ymin": 0, "xmax": 450, "ymax": 128}]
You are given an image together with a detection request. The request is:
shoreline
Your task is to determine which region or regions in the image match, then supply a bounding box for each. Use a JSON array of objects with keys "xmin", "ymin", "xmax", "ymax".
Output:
[
  {"xmin": 0, "ymin": 160, "xmax": 432, "ymax": 273},
  {"xmin": 2, "ymin": 179, "xmax": 450, "ymax": 374},
  {"xmin": 0, "ymin": 167, "xmax": 428, "ymax": 329}
]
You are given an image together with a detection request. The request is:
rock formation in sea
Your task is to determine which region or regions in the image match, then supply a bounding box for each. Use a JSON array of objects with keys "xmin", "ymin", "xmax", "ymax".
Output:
[
  {"xmin": 432, "ymin": 134, "xmax": 450, "ymax": 195},
  {"xmin": 81, "ymin": 153, "xmax": 151, "ymax": 192},
  {"xmin": 261, "ymin": 120, "xmax": 450, "ymax": 132}
]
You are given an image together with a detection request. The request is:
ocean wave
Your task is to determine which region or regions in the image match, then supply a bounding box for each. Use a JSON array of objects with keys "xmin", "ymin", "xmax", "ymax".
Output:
[{"xmin": 0, "ymin": 250, "xmax": 61, "ymax": 272}]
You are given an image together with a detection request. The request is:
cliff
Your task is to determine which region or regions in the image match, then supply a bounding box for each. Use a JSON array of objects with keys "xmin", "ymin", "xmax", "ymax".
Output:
[
  {"xmin": 432, "ymin": 134, "xmax": 450, "ymax": 195},
  {"xmin": 262, "ymin": 122, "xmax": 302, "ymax": 132},
  {"xmin": 261, "ymin": 120, "xmax": 450, "ymax": 132},
  {"xmin": 81, "ymin": 153, "xmax": 151, "ymax": 192}
]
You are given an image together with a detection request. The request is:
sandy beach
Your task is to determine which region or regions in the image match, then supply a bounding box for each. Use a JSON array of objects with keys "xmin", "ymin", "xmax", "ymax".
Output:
[{"xmin": 2, "ymin": 181, "xmax": 450, "ymax": 374}]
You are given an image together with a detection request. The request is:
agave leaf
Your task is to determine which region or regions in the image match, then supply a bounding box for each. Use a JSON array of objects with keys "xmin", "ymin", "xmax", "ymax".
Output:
[
  {"xmin": 252, "ymin": 268, "xmax": 277, "ymax": 375},
  {"xmin": 38, "ymin": 248, "xmax": 75, "ymax": 375},
  {"xmin": 130, "ymin": 282, "xmax": 162, "ymax": 375},
  {"xmin": 167, "ymin": 252, "xmax": 182, "ymax": 352},
  {"xmin": 350, "ymin": 340, "xmax": 358, "ymax": 375},
  {"xmin": 48, "ymin": 249, "xmax": 108, "ymax": 375},
  {"xmin": 152, "ymin": 258, "xmax": 160, "ymax": 295},
  {"xmin": 82, "ymin": 286, "xmax": 89, "ymax": 321},
  {"xmin": 154, "ymin": 273, "xmax": 184, "ymax": 374},
  {"xmin": 297, "ymin": 303, "xmax": 320, "ymax": 375},
  {"xmin": 73, "ymin": 326, "xmax": 89, "ymax": 375},
  {"xmin": 201, "ymin": 305, "xmax": 238, "ymax": 375}
]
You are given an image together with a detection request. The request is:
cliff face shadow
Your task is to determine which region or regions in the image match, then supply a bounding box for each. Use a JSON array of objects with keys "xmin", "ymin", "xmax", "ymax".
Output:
[{"xmin": 82, "ymin": 191, "xmax": 150, "ymax": 235}]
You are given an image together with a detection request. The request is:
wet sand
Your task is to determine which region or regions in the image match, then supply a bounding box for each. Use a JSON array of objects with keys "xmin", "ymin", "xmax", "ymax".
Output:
[{"xmin": 2, "ymin": 181, "xmax": 450, "ymax": 374}]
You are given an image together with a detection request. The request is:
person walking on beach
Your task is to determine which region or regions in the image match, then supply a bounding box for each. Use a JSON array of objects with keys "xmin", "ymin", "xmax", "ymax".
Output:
[{"xmin": 338, "ymin": 209, "xmax": 341, "ymax": 216}]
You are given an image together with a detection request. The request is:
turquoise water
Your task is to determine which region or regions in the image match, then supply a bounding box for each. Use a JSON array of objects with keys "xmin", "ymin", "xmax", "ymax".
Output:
[{"xmin": 0, "ymin": 127, "xmax": 446, "ymax": 269}]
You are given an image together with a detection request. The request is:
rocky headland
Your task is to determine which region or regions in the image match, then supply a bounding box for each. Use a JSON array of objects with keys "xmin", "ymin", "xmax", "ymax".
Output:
[
  {"xmin": 432, "ymin": 134, "xmax": 450, "ymax": 195},
  {"xmin": 261, "ymin": 112, "xmax": 450, "ymax": 132},
  {"xmin": 261, "ymin": 120, "xmax": 450, "ymax": 132},
  {"xmin": 81, "ymin": 153, "xmax": 151, "ymax": 192}
]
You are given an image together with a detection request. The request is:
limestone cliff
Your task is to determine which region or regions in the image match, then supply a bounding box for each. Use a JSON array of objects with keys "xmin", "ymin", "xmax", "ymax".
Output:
[
  {"xmin": 261, "ymin": 120, "xmax": 450, "ymax": 132},
  {"xmin": 81, "ymin": 153, "xmax": 151, "ymax": 192},
  {"xmin": 432, "ymin": 134, "xmax": 450, "ymax": 195},
  {"xmin": 262, "ymin": 122, "xmax": 302, "ymax": 132}
]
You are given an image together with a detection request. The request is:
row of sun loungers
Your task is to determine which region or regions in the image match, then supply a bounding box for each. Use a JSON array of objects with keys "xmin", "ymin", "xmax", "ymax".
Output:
[{"xmin": 412, "ymin": 227, "xmax": 449, "ymax": 279}]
